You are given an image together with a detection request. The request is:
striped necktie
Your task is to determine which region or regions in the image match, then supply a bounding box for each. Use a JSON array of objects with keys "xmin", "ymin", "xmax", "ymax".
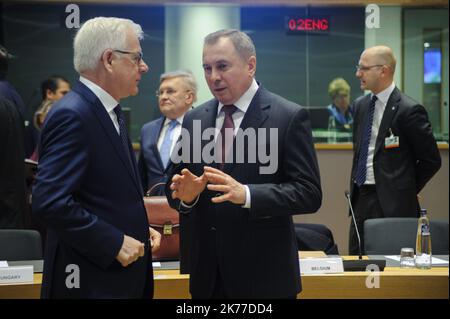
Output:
[
  {"xmin": 355, "ymin": 95, "xmax": 378, "ymax": 186},
  {"xmin": 219, "ymin": 105, "xmax": 237, "ymax": 170},
  {"xmin": 113, "ymin": 104, "xmax": 134, "ymax": 169}
]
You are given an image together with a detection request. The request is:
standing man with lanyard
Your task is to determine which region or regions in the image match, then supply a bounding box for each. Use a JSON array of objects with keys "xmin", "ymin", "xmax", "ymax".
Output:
[{"xmin": 349, "ymin": 45, "xmax": 441, "ymax": 255}]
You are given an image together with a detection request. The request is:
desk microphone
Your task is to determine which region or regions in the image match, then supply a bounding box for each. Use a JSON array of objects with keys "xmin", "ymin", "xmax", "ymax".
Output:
[
  {"xmin": 343, "ymin": 190, "xmax": 386, "ymax": 271},
  {"xmin": 345, "ymin": 190, "xmax": 363, "ymax": 260}
]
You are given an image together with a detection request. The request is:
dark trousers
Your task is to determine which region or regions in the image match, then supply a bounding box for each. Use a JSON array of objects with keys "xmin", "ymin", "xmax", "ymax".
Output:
[
  {"xmin": 191, "ymin": 267, "xmax": 228, "ymax": 299},
  {"xmin": 349, "ymin": 184, "xmax": 384, "ymax": 255},
  {"xmin": 192, "ymin": 268, "xmax": 297, "ymax": 299}
]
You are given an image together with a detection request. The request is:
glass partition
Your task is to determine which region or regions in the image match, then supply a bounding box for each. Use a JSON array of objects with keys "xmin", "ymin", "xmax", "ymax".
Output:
[
  {"xmin": 2, "ymin": 2, "xmax": 448, "ymax": 144},
  {"xmin": 423, "ymin": 29, "xmax": 445, "ymax": 141}
]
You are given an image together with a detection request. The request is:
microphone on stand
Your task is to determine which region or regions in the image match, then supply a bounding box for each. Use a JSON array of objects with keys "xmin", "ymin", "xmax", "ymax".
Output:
[
  {"xmin": 345, "ymin": 190, "xmax": 363, "ymax": 260},
  {"xmin": 343, "ymin": 190, "xmax": 386, "ymax": 271}
]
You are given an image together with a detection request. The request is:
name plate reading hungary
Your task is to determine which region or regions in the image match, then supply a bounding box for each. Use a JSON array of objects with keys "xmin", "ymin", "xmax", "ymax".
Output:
[
  {"xmin": 299, "ymin": 257, "xmax": 344, "ymax": 274},
  {"xmin": 0, "ymin": 265, "xmax": 34, "ymax": 284}
]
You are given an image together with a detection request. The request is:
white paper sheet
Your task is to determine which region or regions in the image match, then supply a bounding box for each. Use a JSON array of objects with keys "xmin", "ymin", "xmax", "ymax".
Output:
[
  {"xmin": 152, "ymin": 262, "xmax": 162, "ymax": 268},
  {"xmin": 0, "ymin": 261, "xmax": 8, "ymax": 267}
]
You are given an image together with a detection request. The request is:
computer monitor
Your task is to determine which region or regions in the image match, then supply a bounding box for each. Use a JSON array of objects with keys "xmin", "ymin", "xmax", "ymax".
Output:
[{"xmin": 306, "ymin": 106, "xmax": 330, "ymax": 130}]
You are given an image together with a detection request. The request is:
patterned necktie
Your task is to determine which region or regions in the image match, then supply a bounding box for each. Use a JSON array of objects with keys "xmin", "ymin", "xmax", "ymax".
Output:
[
  {"xmin": 113, "ymin": 104, "xmax": 134, "ymax": 169},
  {"xmin": 355, "ymin": 95, "xmax": 378, "ymax": 186},
  {"xmin": 160, "ymin": 119, "xmax": 178, "ymax": 168},
  {"xmin": 219, "ymin": 105, "xmax": 237, "ymax": 170}
]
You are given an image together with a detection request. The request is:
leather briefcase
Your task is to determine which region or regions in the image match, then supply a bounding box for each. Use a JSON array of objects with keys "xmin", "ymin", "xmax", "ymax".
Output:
[{"xmin": 144, "ymin": 183, "xmax": 180, "ymax": 261}]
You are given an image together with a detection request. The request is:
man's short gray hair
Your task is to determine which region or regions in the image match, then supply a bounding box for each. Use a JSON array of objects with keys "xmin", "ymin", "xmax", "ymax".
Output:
[
  {"xmin": 74, "ymin": 17, "xmax": 144, "ymax": 73},
  {"xmin": 204, "ymin": 29, "xmax": 256, "ymax": 61},
  {"xmin": 160, "ymin": 70, "xmax": 198, "ymax": 103}
]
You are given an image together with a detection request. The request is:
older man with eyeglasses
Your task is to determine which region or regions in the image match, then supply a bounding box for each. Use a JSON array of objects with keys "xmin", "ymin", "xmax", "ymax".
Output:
[
  {"xmin": 138, "ymin": 70, "xmax": 197, "ymax": 194},
  {"xmin": 32, "ymin": 17, "xmax": 161, "ymax": 299}
]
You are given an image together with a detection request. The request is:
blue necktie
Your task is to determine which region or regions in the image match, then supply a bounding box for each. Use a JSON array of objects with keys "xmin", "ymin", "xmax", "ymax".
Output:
[
  {"xmin": 113, "ymin": 104, "xmax": 134, "ymax": 169},
  {"xmin": 355, "ymin": 95, "xmax": 378, "ymax": 186},
  {"xmin": 160, "ymin": 119, "xmax": 178, "ymax": 168}
]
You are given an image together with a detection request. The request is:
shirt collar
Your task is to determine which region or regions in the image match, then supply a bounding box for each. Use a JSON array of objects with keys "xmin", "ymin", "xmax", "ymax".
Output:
[
  {"xmin": 373, "ymin": 81, "xmax": 396, "ymax": 105},
  {"xmin": 217, "ymin": 78, "xmax": 259, "ymax": 115},
  {"xmin": 79, "ymin": 76, "xmax": 119, "ymax": 113},
  {"xmin": 164, "ymin": 114, "xmax": 184, "ymax": 126}
]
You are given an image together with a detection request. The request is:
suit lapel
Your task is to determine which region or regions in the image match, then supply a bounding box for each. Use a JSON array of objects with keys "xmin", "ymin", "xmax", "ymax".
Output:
[
  {"xmin": 374, "ymin": 87, "xmax": 401, "ymax": 156},
  {"xmin": 72, "ymin": 81, "xmax": 142, "ymax": 195},
  {"xmin": 152, "ymin": 117, "xmax": 166, "ymax": 171},
  {"xmin": 200, "ymin": 100, "xmax": 220, "ymax": 169},
  {"xmin": 225, "ymin": 86, "xmax": 270, "ymax": 173},
  {"xmin": 239, "ymin": 86, "xmax": 270, "ymax": 131}
]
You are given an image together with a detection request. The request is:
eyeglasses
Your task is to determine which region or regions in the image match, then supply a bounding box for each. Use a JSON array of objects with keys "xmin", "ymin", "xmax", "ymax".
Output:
[
  {"xmin": 113, "ymin": 49, "xmax": 143, "ymax": 65},
  {"xmin": 355, "ymin": 64, "xmax": 384, "ymax": 72},
  {"xmin": 156, "ymin": 89, "xmax": 190, "ymax": 98}
]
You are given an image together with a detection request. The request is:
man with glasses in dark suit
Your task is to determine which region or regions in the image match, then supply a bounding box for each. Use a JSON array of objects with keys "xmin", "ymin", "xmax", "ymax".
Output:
[
  {"xmin": 33, "ymin": 17, "xmax": 161, "ymax": 298},
  {"xmin": 349, "ymin": 45, "xmax": 441, "ymax": 255}
]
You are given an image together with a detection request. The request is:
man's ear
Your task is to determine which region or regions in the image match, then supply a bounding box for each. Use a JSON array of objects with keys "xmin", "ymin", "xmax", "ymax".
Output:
[
  {"xmin": 185, "ymin": 91, "xmax": 194, "ymax": 106},
  {"xmin": 102, "ymin": 49, "xmax": 114, "ymax": 72},
  {"xmin": 248, "ymin": 55, "xmax": 256, "ymax": 77},
  {"xmin": 46, "ymin": 89, "xmax": 54, "ymax": 100}
]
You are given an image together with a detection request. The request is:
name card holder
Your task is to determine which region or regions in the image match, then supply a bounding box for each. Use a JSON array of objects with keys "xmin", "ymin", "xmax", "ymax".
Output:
[
  {"xmin": 0, "ymin": 266, "xmax": 34, "ymax": 284},
  {"xmin": 299, "ymin": 257, "xmax": 344, "ymax": 274}
]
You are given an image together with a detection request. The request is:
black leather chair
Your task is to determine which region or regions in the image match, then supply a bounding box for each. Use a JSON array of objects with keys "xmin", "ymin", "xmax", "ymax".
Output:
[
  {"xmin": 294, "ymin": 223, "xmax": 339, "ymax": 255},
  {"xmin": 364, "ymin": 218, "xmax": 449, "ymax": 255},
  {"xmin": 0, "ymin": 229, "xmax": 42, "ymax": 261}
]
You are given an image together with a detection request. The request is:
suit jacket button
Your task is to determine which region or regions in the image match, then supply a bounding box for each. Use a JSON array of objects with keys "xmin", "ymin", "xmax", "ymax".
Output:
[{"xmin": 211, "ymin": 226, "xmax": 216, "ymax": 231}]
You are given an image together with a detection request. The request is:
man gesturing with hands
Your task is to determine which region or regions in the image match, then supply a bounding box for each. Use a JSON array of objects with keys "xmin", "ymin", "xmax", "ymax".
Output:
[{"xmin": 166, "ymin": 30, "xmax": 321, "ymax": 299}]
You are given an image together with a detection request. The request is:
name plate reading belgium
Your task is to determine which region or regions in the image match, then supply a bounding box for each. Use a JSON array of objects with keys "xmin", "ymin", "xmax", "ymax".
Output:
[{"xmin": 299, "ymin": 257, "xmax": 344, "ymax": 274}]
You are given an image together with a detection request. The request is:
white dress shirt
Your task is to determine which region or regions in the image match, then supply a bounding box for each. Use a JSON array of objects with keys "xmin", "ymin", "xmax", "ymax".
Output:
[
  {"xmin": 364, "ymin": 81, "xmax": 396, "ymax": 184},
  {"xmin": 214, "ymin": 79, "xmax": 259, "ymax": 140},
  {"xmin": 157, "ymin": 114, "xmax": 185, "ymax": 156},
  {"xmin": 215, "ymin": 79, "xmax": 259, "ymax": 208},
  {"xmin": 79, "ymin": 76, "xmax": 120, "ymax": 135},
  {"xmin": 183, "ymin": 79, "xmax": 259, "ymax": 209}
]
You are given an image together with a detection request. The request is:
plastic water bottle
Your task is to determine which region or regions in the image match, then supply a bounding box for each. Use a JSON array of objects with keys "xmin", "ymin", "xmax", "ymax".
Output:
[
  {"xmin": 328, "ymin": 116, "xmax": 337, "ymax": 143},
  {"xmin": 415, "ymin": 209, "xmax": 432, "ymax": 269}
]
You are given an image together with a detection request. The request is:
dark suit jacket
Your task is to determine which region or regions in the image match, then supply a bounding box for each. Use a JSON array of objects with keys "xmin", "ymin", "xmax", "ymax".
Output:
[
  {"xmin": 32, "ymin": 81, "xmax": 153, "ymax": 298},
  {"xmin": 0, "ymin": 98, "xmax": 26, "ymax": 229},
  {"xmin": 138, "ymin": 117, "xmax": 168, "ymax": 195},
  {"xmin": 0, "ymin": 80, "xmax": 27, "ymax": 119},
  {"xmin": 165, "ymin": 85, "xmax": 322, "ymax": 298},
  {"xmin": 350, "ymin": 87, "xmax": 441, "ymax": 217}
]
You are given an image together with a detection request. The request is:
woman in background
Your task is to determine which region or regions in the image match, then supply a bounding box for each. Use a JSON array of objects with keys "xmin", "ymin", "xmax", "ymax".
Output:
[{"xmin": 327, "ymin": 77, "xmax": 353, "ymax": 142}]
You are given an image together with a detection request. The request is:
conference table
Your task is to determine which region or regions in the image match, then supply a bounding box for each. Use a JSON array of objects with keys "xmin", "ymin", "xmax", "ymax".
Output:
[{"xmin": 0, "ymin": 256, "xmax": 448, "ymax": 299}]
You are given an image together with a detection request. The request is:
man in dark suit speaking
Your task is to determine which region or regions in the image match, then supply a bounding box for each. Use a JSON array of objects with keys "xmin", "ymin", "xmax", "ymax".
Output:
[
  {"xmin": 165, "ymin": 29, "xmax": 322, "ymax": 299},
  {"xmin": 349, "ymin": 45, "xmax": 441, "ymax": 255},
  {"xmin": 32, "ymin": 17, "xmax": 161, "ymax": 298}
]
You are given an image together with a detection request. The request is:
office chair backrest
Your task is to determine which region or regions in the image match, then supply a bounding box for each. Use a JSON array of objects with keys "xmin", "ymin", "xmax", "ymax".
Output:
[
  {"xmin": 0, "ymin": 229, "xmax": 43, "ymax": 261},
  {"xmin": 294, "ymin": 223, "xmax": 339, "ymax": 255},
  {"xmin": 364, "ymin": 218, "xmax": 449, "ymax": 255}
]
